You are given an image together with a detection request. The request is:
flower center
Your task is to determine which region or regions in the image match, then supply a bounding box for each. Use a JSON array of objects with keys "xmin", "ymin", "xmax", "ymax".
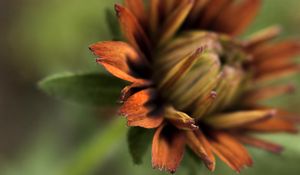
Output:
[{"xmin": 152, "ymin": 31, "xmax": 252, "ymax": 119}]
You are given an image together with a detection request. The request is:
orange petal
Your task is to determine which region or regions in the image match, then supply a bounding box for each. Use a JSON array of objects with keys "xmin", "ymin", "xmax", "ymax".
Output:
[
  {"xmin": 199, "ymin": 0, "xmax": 233, "ymax": 28},
  {"xmin": 119, "ymin": 89, "xmax": 163, "ymax": 128},
  {"xmin": 124, "ymin": 0, "xmax": 147, "ymax": 26},
  {"xmin": 252, "ymin": 40, "xmax": 300, "ymax": 62},
  {"xmin": 255, "ymin": 64, "xmax": 300, "ymax": 82},
  {"xmin": 120, "ymin": 81, "xmax": 152, "ymax": 102},
  {"xmin": 89, "ymin": 41, "xmax": 146, "ymax": 83},
  {"xmin": 212, "ymin": 132, "xmax": 253, "ymax": 167},
  {"xmin": 210, "ymin": 141, "xmax": 242, "ymax": 173},
  {"xmin": 244, "ymin": 117, "xmax": 298, "ymax": 133},
  {"xmin": 214, "ymin": 0, "xmax": 261, "ymax": 36},
  {"xmin": 152, "ymin": 125, "xmax": 185, "ymax": 173},
  {"xmin": 185, "ymin": 130, "xmax": 216, "ymax": 171},
  {"xmin": 115, "ymin": 4, "xmax": 152, "ymax": 57},
  {"xmin": 233, "ymin": 134, "xmax": 283, "ymax": 153}
]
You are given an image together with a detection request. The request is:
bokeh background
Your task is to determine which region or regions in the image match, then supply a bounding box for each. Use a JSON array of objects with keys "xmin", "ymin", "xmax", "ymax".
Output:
[{"xmin": 1, "ymin": 0, "xmax": 300, "ymax": 175}]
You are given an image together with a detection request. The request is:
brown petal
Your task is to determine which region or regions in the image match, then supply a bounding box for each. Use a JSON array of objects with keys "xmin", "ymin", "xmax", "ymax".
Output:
[
  {"xmin": 188, "ymin": 0, "xmax": 209, "ymax": 23},
  {"xmin": 158, "ymin": 0, "xmax": 194, "ymax": 45},
  {"xmin": 214, "ymin": 0, "xmax": 261, "ymax": 36},
  {"xmin": 90, "ymin": 41, "xmax": 146, "ymax": 83},
  {"xmin": 252, "ymin": 41, "xmax": 300, "ymax": 62},
  {"xmin": 233, "ymin": 134, "xmax": 283, "ymax": 153},
  {"xmin": 152, "ymin": 125, "xmax": 185, "ymax": 173},
  {"xmin": 124, "ymin": 0, "xmax": 147, "ymax": 26},
  {"xmin": 165, "ymin": 106, "xmax": 198, "ymax": 130},
  {"xmin": 185, "ymin": 130, "xmax": 216, "ymax": 171},
  {"xmin": 244, "ymin": 117, "xmax": 298, "ymax": 133},
  {"xmin": 205, "ymin": 110, "xmax": 276, "ymax": 129},
  {"xmin": 210, "ymin": 141, "xmax": 242, "ymax": 173},
  {"xmin": 115, "ymin": 4, "xmax": 152, "ymax": 57},
  {"xmin": 212, "ymin": 132, "xmax": 253, "ymax": 167},
  {"xmin": 255, "ymin": 64, "xmax": 300, "ymax": 83},
  {"xmin": 245, "ymin": 26, "xmax": 282, "ymax": 49},
  {"xmin": 149, "ymin": 0, "xmax": 160, "ymax": 34},
  {"xmin": 199, "ymin": 0, "xmax": 233, "ymax": 28},
  {"xmin": 120, "ymin": 81, "xmax": 152, "ymax": 102},
  {"xmin": 119, "ymin": 89, "xmax": 163, "ymax": 128},
  {"xmin": 243, "ymin": 84, "xmax": 295, "ymax": 105}
]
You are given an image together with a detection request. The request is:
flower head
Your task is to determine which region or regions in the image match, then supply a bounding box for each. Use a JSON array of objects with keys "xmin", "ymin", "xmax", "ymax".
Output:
[{"xmin": 89, "ymin": 0, "xmax": 300, "ymax": 173}]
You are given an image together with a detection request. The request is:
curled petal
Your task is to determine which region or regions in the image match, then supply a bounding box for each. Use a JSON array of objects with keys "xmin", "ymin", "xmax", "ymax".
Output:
[
  {"xmin": 119, "ymin": 89, "xmax": 163, "ymax": 128},
  {"xmin": 90, "ymin": 41, "xmax": 147, "ymax": 83},
  {"xmin": 120, "ymin": 81, "xmax": 152, "ymax": 102},
  {"xmin": 115, "ymin": 4, "xmax": 152, "ymax": 57},
  {"xmin": 152, "ymin": 125, "xmax": 185, "ymax": 173}
]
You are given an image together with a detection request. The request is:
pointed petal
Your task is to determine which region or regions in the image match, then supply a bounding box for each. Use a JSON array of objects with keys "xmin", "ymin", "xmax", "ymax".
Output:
[
  {"xmin": 205, "ymin": 110, "xmax": 276, "ymax": 129},
  {"xmin": 214, "ymin": 0, "xmax": 261, "ymax": 36},
  {"xmin": 234, "ymin": 134, "xmax": 283, "ymax": 153},
  {"xmin": 199, "ymin": 0, "xmax": 233, "ymax": 28},
  {"xmin": 252, "ymin": 40, "xmax": 300, "ymax": 62},
  {"xmin": 124, "ymin": 0, "xmax": 147, "ymax": 26},
  {"xmin": 212, "ymin": 132, "xmax": 253, "ymax": 167},
  {"xmin": 210, "ymin": 141, "xmax": 242, "ymax": 173},
  {"xmin": 255, "ymin": 64, "xmax": 300, "ymax": 82},
  {"xmin": 185, "ymin": 130, "xmax": 216, "ymax": 171},
  {"xmin": 90, "ymin": 41, "xmax": 146, "ymax": 82},
  {"xmin": 158, "ymin": 0, "xmax": 194, "ymax": 45},
  {"xmin": 245, "ymin": 117, "xmax": 298, "ymax": 133},
  {"xmin": 152, "ymin": 125, "xmax": 185, "ymax": 173},
  {"xmin": 165, "ymin": 106, "xmax": 198, "ymax": 130},
  {"xmin": 245, "ymin": 26, "xmax": 282, "ymax": 48},
  {"xmin": 115, "ymin": 4, "xmax": 152, "ymax": 57},
  {"xmin": 119, "ymin": 89, "xmax": 163, "ymax": 128}
]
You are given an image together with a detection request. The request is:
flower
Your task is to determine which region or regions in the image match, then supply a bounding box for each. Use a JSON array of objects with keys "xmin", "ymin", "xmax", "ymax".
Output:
[{"xmin": 89, "ymin": 0, "xmax": 300, "ymax": 173}]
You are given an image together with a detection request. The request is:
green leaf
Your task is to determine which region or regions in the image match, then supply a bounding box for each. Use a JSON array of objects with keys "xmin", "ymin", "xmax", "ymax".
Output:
[
  {"xmin": 127, "ymin": 127, "xmax": 154, "ymax": 165},
  {"xmin": 39, "ymin": 72, "xmax": 126, "ymax": 106}
]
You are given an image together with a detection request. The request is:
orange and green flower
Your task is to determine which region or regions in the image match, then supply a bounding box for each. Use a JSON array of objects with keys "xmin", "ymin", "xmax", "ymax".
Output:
[{"xmin": 89, "ymin": 0, "xmax": 300, "ymax": 173}]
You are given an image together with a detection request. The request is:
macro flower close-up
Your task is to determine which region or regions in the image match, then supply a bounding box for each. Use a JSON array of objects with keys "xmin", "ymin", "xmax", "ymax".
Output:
[
  {"xmin": 1, "ymin": 0, "xmax": 300, "ymax": 175},
  {"xmin": 89, "ymin": 0, "xmax": 300, "ymax": 173}
]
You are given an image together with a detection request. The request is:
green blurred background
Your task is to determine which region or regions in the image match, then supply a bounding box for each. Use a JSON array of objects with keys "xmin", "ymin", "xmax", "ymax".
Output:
[{"xmin": 0, "ymin": 0, "xmax": 300, "ymax": 175}]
